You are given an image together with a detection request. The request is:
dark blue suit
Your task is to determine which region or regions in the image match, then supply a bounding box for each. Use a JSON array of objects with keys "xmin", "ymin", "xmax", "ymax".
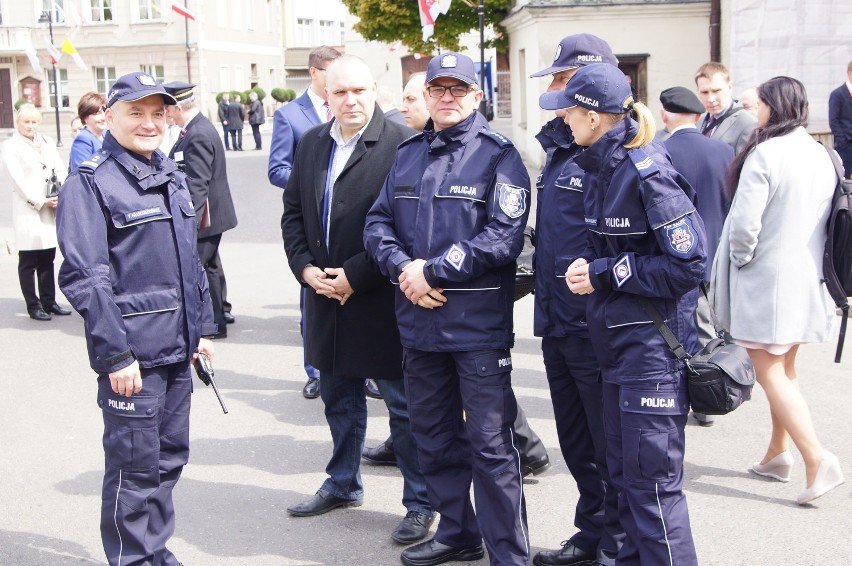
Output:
[
  {"xmin": 268, "ymin": 90, "xmax": 321, "ymax": 189},
  {"xmin": 829, "ymin": 83, "xmax": 852, "ymax": 177},
  {"xmin": 663, "ymin": 127, "xmax": 733, "ymax": 277},
  {"xmin": 268, "ymin": 90, "xmax": 323, "ymax": 380}
]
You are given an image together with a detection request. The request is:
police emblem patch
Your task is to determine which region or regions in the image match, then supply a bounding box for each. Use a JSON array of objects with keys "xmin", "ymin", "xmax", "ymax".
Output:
[
  {"xmin": 553, "ymin": 44, "xmax": 562, "ymax": 62},
  {"xmin": 138, "ymin": 74, "xmax": 156, "ymax": 86},
  {"xmin": 613, "ymin": 255, "xmax": 632, "ymax": 287},
  {"xmin": 497, "ymin": 183, "xmax": 528, "ymax": 219},
  {"xmin": 441, "ymin": 54, "xmax": 458, "ymax": 68},
  {"xmin": 446, "ymin": 244, "xmax": 466, "ymax": 271},
  {"xmin": 664, "ymin": 218, "xmax": 695, "ymax": 256}
]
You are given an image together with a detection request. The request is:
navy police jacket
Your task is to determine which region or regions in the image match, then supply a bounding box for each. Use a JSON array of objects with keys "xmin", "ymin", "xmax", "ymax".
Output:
[
  {"xmin": 364, "ymin": 111, "xmax": 530, "ymax": 352},
  {"xmin": 57, "ymin": 133, "xmax": 216, "ymax": 375},
  {"xmin": 534, "ymin": 117, "xmax": 591, "ymax": 338},
  {"xmin": 576, "ymin": 119, "xmax": 706, "ymax": 384}
]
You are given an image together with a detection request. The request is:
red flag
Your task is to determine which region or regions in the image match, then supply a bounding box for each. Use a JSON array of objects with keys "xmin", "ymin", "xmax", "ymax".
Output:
[{"xmin": 171, "ymin": 2, "xmax": 195, "ymax": 20}]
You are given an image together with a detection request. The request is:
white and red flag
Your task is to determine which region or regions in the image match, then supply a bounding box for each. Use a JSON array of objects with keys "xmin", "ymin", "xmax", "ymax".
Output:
[
  {"xmin": 171, "ymin": 1, "xmax": 196, "ymax": 20},
  {"xmin": 419, "ymin": 0, "xmax": 451, "ymax": 42}
]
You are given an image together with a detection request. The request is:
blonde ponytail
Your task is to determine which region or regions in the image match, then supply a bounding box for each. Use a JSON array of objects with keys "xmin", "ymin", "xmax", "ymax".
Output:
[{"xmin": 623, "ymin": 99, "xmax": 656, "ymax": 148}]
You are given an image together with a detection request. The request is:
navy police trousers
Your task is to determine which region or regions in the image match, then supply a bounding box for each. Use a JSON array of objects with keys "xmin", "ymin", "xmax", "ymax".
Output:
[
  {"xmin": 602, "ymin": 380, "xmax": 697, "ymax": 566},
  {"xmin": 97, "ymin": 362, "xmax": 192, "ymax": 566},
  {"xmin": 404, "ymin": 348, "xmax": 529, "ymax": 566}
]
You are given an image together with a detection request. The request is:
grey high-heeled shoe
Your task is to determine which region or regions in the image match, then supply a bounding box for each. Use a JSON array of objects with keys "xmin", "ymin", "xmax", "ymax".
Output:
[
  {"xmin": 750, "ymin": 451, "xmax": 794, "ymax": 482},
  {"xmin": 797, "ymin": 451, "xmax": 845, "ymax": 505}
]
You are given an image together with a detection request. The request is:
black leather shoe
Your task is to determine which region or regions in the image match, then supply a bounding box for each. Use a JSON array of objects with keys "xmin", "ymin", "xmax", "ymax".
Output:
[
  {"xmin": 400, "ymin": 539, "xmax": 484, "ymax": 566},
  {"xmin": 28, "ymin": 308, "xmax": 52, "ymax": 321},
  {"xmin": 43, "ymin": 303, "xmax": 71, "ymax": 316},
  {"xmin": 302, "ymin": 378, "xmax": 320, "ymax": 399},
  {"xmin": 365, "ymin": 378, "xmax": 383, "ymax": 399},
  {"xmin": 522, "ymin": 454, "xmax": 552, "ymax": 477},
  {"xmin": 533, "ymin": 541, "xmax": 595, "ymax": 566},
  {"xmin": 287, "ymin": 489, "xmax": 362, "ymax": 517},
  {"xmin": 362, "ymin": 439, "xmax": 397, "ymax": 466},
  {"xmin": 392, "ymin": 511, "xmax": 435, "ymax": 544},
  {"xmin": 223, "ymin": 311, "xmax": 236, "ymax": 324},
  {"xmin": 211, "ymin": 329, "xmax": 227, "ymax": 340}
]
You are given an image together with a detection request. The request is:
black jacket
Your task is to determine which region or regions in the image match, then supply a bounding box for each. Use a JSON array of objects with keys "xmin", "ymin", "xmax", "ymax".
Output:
[
  {"xmin": 170, "ymin": 112, "xmax": 238, "ymax": 237},
  {"xmin": 281, "ymin": 105, "xmax": 416, "ymax": 378}
]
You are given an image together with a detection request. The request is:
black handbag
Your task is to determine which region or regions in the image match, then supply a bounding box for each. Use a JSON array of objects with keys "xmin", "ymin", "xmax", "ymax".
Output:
[{"xmin": 604, "ymin": 235, "xmax": 755, "ymax": 415}]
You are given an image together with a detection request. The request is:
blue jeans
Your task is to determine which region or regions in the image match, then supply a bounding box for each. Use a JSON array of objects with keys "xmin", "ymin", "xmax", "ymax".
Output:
[{"xmin": 318, "ymin": 371, "xmax": 432, "ymax": 515}]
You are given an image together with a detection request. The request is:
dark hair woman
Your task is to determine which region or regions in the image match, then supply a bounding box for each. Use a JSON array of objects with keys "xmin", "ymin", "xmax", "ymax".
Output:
[
  {"xmin": 711, "ymin": 76, "xmax": 844, "ymax": 504},
  {"xmin": 69, "ymin": 91, "xmax": 107, "ymax": 172}
]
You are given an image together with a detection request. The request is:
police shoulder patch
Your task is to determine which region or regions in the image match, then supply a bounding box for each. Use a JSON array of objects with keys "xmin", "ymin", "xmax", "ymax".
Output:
[
  {"xmin": 479, "ymin": 128, "xmax": 513, "ymax": 147},
  {"xmin": 497, "ymin": 183, "xmax": 528, "ymax": 219},
  {"xmin": 627, "ymin": 148, "xmax": 660, "ymax": 179},
  {"xmin": 663, "ymin": 217, "xmax": 696, "ymax": 257},
  {"xmin": 78, "ymin": 149, "xmax": 111, "ymax": 174}
]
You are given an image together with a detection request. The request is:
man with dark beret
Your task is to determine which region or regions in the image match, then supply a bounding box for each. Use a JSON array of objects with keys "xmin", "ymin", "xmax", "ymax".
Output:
[{"xmin": 659, "ymin": 86, "xmax": 735, "ymax": 426}]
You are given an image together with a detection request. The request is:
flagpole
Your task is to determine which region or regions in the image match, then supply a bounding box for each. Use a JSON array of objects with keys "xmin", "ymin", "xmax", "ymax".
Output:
[
  {"xmin": 185, "ymin": 2, "xmax": 191, "ymax": 82},
  {"xmin": 39, "ymin": 10, "xmax": 62, "ymax": 147}
]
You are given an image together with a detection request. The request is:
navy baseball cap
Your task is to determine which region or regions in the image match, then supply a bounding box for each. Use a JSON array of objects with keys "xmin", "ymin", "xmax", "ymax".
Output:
[
  {"xmin": 425, "ymin": 52, "xmax": 478, "ymax": 86},
  {"xmin": 659, "ymin": 86, "xmax": 705, "ymax": 114},
  {"xmin": 539, "ymin": 63, "xmax": 632, "ymax": 114},
  {"xmin": 107, "ymin": 72, "xmax": 177, "ymax": 108},
  {"xmin": 531, "ymin": 34, "xmax": 618, "ymax": 78}
]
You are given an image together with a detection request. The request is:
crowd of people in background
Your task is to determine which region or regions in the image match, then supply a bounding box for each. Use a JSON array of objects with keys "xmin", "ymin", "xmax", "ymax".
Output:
[{"xmin": 2, "ymin": 35, "xmax": 850, "ymax": 566}]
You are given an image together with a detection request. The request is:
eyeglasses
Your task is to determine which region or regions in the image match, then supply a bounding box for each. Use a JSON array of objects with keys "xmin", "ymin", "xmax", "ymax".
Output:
[
  {"xmin": 313, "ymin": 67, "xmax": 327, "ymax": 72},
  {"xmin": 426, "ymin": 85, "xmax": 473, "ymax": 98}
]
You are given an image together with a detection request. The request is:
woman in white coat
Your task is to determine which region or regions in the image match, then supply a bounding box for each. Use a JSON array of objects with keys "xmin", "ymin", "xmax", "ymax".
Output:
[
  {"xmin": 1, "ymin": 103, "xmax": 70, "ymax": 320},
  {"xmin": 711, "ymin": 76, "xmax": 844, "ymax": 504}
]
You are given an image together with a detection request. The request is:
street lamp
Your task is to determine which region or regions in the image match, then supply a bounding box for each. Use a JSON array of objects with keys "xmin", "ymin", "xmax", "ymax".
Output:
[{"xmin": 38, "ymin": 10, "xmax": 62, "ymax": 147}]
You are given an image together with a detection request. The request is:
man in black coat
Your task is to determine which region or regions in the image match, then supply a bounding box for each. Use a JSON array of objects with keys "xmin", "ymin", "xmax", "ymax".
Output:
[
  {"xmin": 281, "ymin": 55, "xmax": 435, "ymax": 545},
  {"xmin": 226, "ymin": 93, "xmax": 245, "ymax": 150},
  {"xmin": 829, "ymin": 61, "xmax": 852, "ymax": 178},
  {"xmin": 217, "ymin": 92, "xmax": 231, "ymax": 150},
  {"xmin": 165, "ymin": 82, "xmax": 238, "ymax": 337}
]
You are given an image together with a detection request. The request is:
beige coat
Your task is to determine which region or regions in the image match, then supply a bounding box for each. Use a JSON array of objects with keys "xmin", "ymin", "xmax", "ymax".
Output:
[
  {"xmin": 710, "ymin": 127, "xmax": 836, "ymax": 345},
  {"xmin": 2, "ymin": 132, "xmax": 67, "ymax": 251}
]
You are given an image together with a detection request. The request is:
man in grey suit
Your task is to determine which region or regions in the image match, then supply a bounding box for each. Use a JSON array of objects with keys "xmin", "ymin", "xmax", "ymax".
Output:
[{"xmin": 694, "ymin": 62, "xmax": 757, "ymax": 155}]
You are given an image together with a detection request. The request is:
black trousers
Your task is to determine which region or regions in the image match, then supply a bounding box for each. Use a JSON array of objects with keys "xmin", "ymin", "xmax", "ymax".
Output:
[
  {"xmin": 228, "ymin": 128, "xmax": 243, "ymax": 150},
  {"xmin": 18, "ymin": 248, "xmax": 56, "ymax": 311},
  {"xmin": 251, "ymin": 124, "xmax": 262, "ymax": 149},
  {"xmin": 221, "ymin": 124, "xmax": 230, "ymax": 149},
  {"xmin": 197, "ymin": 234, "xmax": 226, "ymax": 333}
]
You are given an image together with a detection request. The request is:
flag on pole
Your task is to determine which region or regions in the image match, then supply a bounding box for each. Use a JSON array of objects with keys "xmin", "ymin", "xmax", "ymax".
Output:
[
  {"xmin": 24, "ymin": 45, "xmax": 43, "ymax": 74},
  {"xmin": 419, "ymin": 0, "xmax": 452, "ymax": 42},
  {"xmin": 61, "ymin": 38, "xmax": 88, "ymax": 71},
  {"xmin": 388, "ymin": 40, "xmax": 403, "ymax": 52},
  {"xmin": 45, "ymin": 40, "xmax": 63, "ymax": 65},
  {"xmin": 171, "ymin": 2, "xmax": 196, "ymax": 20}
]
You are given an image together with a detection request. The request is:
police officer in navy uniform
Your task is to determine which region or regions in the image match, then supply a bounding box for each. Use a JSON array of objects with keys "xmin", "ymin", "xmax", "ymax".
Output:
[
  {"xmin": 541, "ymin": 63, "xmax": 704, "ymax": 565},
  {"xmin": 530, "ymin": 34, "xmax": 625, "ymax": 566},
  {"xmin": 365, "ymin": 52, "xmax": 530, "ymax": 566},
  {"xmin": 57, "ymin": 72, "xmax": 216, "ymax": 566}
]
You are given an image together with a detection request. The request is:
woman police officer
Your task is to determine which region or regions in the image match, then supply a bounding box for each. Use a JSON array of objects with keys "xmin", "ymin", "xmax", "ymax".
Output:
[{"xmin": 541, "ymin": 63, "xmax": 705, "ymax": 565}]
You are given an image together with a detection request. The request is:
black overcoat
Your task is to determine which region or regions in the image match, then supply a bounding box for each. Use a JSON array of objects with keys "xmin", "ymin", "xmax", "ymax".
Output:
[{"xmin": 281, "ymin": 104, "xmax": 416, "ymax": 379}]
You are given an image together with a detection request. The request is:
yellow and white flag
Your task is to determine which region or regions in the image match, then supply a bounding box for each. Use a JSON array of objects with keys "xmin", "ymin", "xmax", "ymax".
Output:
[{"xmin": 61, "ymin": 38, "xmax": 87, "ymax": 71}]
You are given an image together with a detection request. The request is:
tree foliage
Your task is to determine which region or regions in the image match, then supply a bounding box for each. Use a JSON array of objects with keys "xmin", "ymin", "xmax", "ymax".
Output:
[{"xmin": 341, "ymin": 0, "xmax": 511, "ymax": 54}]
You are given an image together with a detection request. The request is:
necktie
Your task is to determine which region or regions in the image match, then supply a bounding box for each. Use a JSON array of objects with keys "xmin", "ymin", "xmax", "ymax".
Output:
[
  {"xmin": 323, "ymin": 101, "xmax": 332, "ymax": 122},
  {"xmin": 702, "ymin": 114, "xmax": 717, "ymax": 137}
]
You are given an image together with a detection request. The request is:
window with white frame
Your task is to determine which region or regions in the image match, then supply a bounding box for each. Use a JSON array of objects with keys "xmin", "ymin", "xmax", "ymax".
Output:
[
  {"xmin": 296, "ymin": 18, "xmax": 313, "ymax": 46},
  {"xmin": 94, "ymin": 66, "xmax": 117, "ymax": 96},
  {"xmin": 136, "ymin": 0, "xmax": 162, "ymax": 21},
  {"xmin": 42, "ymin": 0, "xmax": 66, "ymax": 24},
  {"xmin": 47, "ymin": 68, "xmax": 70, "ymax": 109},
  {"xmin": 318, "ymin": 20, "xmax": 335, "ymax": 45},
  {"xmin": 89, "ymin": 0, "xmax": 113, "ymax": 22},
  {"xmin": 140, "ymin": 64, "xmax": 165, "ymax": 83},
  {"xmin": 339, "ymin": 22, "xmax": 345, "ymax": 45}
]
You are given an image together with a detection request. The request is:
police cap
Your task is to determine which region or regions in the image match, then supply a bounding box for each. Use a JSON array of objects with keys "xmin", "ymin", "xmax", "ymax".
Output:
[
  {"xmin": 107, "ymin": 72, "xmax": 176, "ymax": 108},
  {"xmin": 539, "ymin": 63, "xmax": 632, "ymax": 114},
  {"xmin": 162, "ymin": 81, "xmax": 196, "ymax": 101},
  {"xmin": 531, "ymin": 34, "xmax": 618, "ymax": 78},
  {"xmin": 425, "ymin": 52, "xmax": 478, "ymax": 86},
  {"xmin": 659, "ymin": 86, "xmax": 705, "ymax": 115}
]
